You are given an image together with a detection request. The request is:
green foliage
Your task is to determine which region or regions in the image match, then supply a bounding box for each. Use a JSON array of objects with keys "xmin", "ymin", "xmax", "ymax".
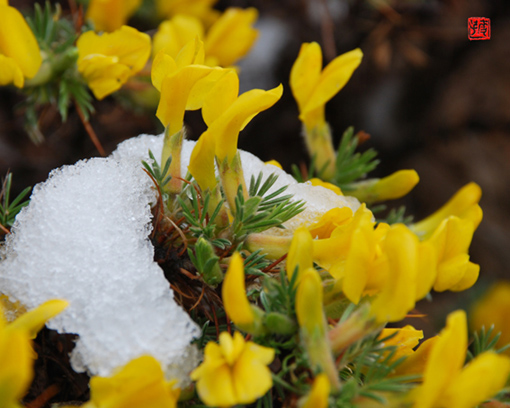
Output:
[
  {"xmin": 142, "ymin": 150, "xmax": 172, "ymax": 197},
  {"xmin": 377, "ymin": 205, "xmax": 414, "ymax": 225},
  {"xmin": 467, "ymin": 325, "xmax": 510, "ymax": 361},
  {"xmin": 333, "ymin": 127, "xmax": 380, "ymax": 189},
  {"xmin": 338, "ymin": 331, "xmax": 419, "ymax": 404},
  {"xmin": 231, "ymin": 173, "xmax": 305, "ymax": 240},
  {"xmin": 23, "ymin": 1, "xmax": 93, "ymax": 140},
  {"xmin": 176, "ymin": 183, "xmax": 230, "ymax": 249},
  {"xmin": 0, "ymin": 173, "xmax": 31, "ymax": 230}
]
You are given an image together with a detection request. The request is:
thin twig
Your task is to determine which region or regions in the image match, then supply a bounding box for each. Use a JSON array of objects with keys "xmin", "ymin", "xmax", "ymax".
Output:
[
  {"xmin": 74, "ymin": 100, "xmax": 105, "ymax": 156},
  {"xmin": 25, "ymin": 384, "xmax": 60, "ymax": 408}
]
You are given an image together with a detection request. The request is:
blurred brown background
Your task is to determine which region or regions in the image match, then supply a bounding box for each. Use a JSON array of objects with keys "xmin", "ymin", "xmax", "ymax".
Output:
[{"xmin": 1, "ymin": 0, "xmax": 509, "ymax": 330}]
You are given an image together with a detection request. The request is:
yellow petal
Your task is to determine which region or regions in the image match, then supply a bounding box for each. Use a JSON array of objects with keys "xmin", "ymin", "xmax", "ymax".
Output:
[
  {"xmin": 77, "ymin": 26, "xmax": 150, "ymax": 99},
  {"xmin": 309, "ymin": 178, "xmax": 343, "ymax": 196},
  {"xmin": 78, "ymin": 26, "xmax": 151, "ymax": 74},
  {"xmin": 429, "ymin": 217, "xmax": 477, "ymax": 292},
  {"xmin": 89, "ymin": 355, "xmax": 180, "ymax": 408},
  {"xmin": 443, "ymin": 351, "xmax": 510, "ymax": 408},
  {"xmin": 232, "ymin": 342, "xmax": 274, "ymax": 404},
  {"xmin": 286, "ymin": 226, "xmax": 314, "ymax": 283},
  {"xmin": 471, "ymin": 282, "xmax": 510, "ymax": 352},
  {"xmin": 86, "ymin": 0, "xmax": 142, "ymax": 32},
  {"xmin": 350, "ymin": 170, "xmax": 419, "ymax": 203},
  {"xmin": 188, "ymin": 130, "xmax": 217, "ymax": 191},
  {"xmin": 391, "ymin": 336, "xmax": 438, "ymax": 377},
  {"xmin": 302, "ymin": 48, "xmax": 363, "ymax": 117},
  {"xmin": 290, "ymin": 42, "xmax": 322, "ymax": 114},
  {"xmin": 411, "ymin": 182, "xmax": 482, "ymax": 240},
  {"xmin": 415, "ymin": 241, "xmax": 437, "ymax": 300},
  {"xmin": 448, "ymin": 261, "xmax": 479, "ymax": 292},
  {"xmin": 378, "ymin": 325, "xmax": 423, "ymax": 362},
  {"xmin": 265, "ymin": 159, "xmax": 282, "ymax": 169},
  {"xmin": 371, "ymin": 225, "xmax": 418, "ymax": 322},
  {"xmin": 9, "ymin": 299, "xmax": 68, "ymax": 339},
  {"xmin": 308, "ymin": 207, "xmax": 352, "ymax": 240},
  {"xmin": 300, "ymin": 373, "xmax": 330, "ymax": 408},
  {"xmin": 0, "ymin": 54, "xmax": 24, "ymax": 88},
  {"xmin": 151, "ymin": 50, "xmax": 177, "ymax": 92},
  {"xmin": 222, "ymin": 252, "xmax": 255, "ymax": 327},
  {"xmin": 156, "ymin": 64, "xmax": 213, "ymax": 133},
  {"xmin": 175, "ymin": 37, "xmax": 205, "ymax": 67},
  {"xmin": 414, "ymin": 310, "xmax": 467, "ymax": 408},
  {"xmin": 342, "ymin": 225, "xmax": 375, "ymax": 303},
  {"xmin": 212, "ymin": 84, "xmax": 283, "ymax": 162},
  {"xmin": 193, "ymin": 362, "xmax": 237, "ymax": 407},
  {"xmin": 205, "ymin": 7, "xmax": 258, "ymax": 67},
  {"xmin": 0, "ymin": 5, "xmax": 42, "ymax": 80},
  {"xmin": 152, "ymin": 15, "xmax": 204, "ymax": 58},
  {"xmin": 296, "ymin": 268, "xmax": 324, "ymax": 335},
  {"xmin": 186, "ymin": 67, "xmax": 231, "ymax": 111},
  {"xmin": 0, "ymin": 329, "xmax": 33, "ymax": 404},
  {"xmin": 201, "ymin": 69, "xmax": 239, "ymax": 126}
]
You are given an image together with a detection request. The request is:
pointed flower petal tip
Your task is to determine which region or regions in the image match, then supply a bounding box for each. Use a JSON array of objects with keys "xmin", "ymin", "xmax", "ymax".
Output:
[
  {"xmin": 222, "ymin": 252, "xmax": 255, "ymax": 327},
  {"xmin": 301, "ymin": 373, "xmax": 331, "ymax": 408},
  {"xmin": 190, "ymin": 331, "xmax": 274, "ymax": 407},
  {"xmin": 77, "ymin": 26, "xmax": 151, "ymax": 99},
  {"xmin": 0, "ymin": 4, "xmax": 43, "ymax": 87},
  {"xmin": 411, "ymin": 182, "xmax": 483, "ymax": 240}
]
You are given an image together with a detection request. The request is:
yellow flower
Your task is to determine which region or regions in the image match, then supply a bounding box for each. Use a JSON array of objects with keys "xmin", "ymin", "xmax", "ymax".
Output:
[
  {"xmin": 307, "ymin": 207, "xmax": 353, "ymax": 239},
  {"xmin": 86, "ymin": 0, "xmax": 142, "ymax": 32},
  {"xmin": 154, "ymin": 8, "xmax": 258, "ymax": 68},
  {"xmin": 299, "ymin": 373, "xmax": 330, "ymax": 408},
  {"xmin": 413, "ymin": 310, "xmax": 510, "ymax": 408},
  {"xmin": 222, "ymin": 252, "xmax": 265, "ymax": 334},
  {"xmin": 203, "ymin": 80, "xmax": 283, "ymax": 164},
  {"xmin": 314, "ymin": 207, "xmax": 436, "ymax": 322},
  {"xmin": 0, "ymin": 2, "xmax": 42, "ymax": 88},
  {"xmin": 191, "ymin": 70, "xmax": 282, "ymax": 210},
  {"xmin": 1, "ymin": 299, "xmax": 68, "ymax": 408},
  {"xmin": 471, "ymin": 281, "xmax": 510, "ymax": 354},
  {"xmin": 411, "ymin": 182, "xmax": 482, "ymax": 241},
  {"xmin": 153, "ymin": 15, "xmax": 204, "ymax": 58},
  {"xmin": 83, "ymin": 355, "xmax": 180, "ymax": 408},
  {"xmin": 427, "ymin": 216, "xmax": 479, "ymax": 292},
  {"xmin": 77, "ymin": 26, "xmax": 151, "ymax": 100},
  {"xmin": 152, "ymin": 41, "xmax": 216, "ymax": 134},
  {"xmin": 290, "ymin": 42, "xmax": 363, "ymax": 131},
  {"xmin": 204, "ymin": 8, "xmax": 258, "ymax": 67},
  {"xmin": 289, "ymin": 42, "xmax": 362, "ymax": 178},
  {"xmin": 190, "ymin": 331, "xmax": 274, "ymax": 407},
  {"xmin": 349, "ymin": 170, "xmax": 420, "ymax": 204},
  {"xmin": 296, "ymin": 268, "xmax": 341, "ymax": 390}
]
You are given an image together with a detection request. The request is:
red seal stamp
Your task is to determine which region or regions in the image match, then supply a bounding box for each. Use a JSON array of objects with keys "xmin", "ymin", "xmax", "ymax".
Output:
[{"xmin": 468, "ymin": 17, "xmax": 491, "ymax": 40}]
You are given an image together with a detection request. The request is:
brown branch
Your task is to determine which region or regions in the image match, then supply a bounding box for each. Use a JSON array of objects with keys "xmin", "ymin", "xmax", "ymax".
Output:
[{"xmin": 74, "ymin": 100, "xmax": 105, "ymax": 157}]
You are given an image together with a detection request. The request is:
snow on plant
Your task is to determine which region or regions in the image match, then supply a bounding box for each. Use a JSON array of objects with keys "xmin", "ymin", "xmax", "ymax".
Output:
[{"xmin": 0, "ymin": 2, "xmax": 509, "ymax": 408}]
